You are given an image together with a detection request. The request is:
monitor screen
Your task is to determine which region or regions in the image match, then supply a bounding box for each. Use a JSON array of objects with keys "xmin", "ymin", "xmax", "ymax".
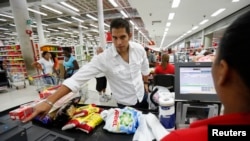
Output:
[{"xmin": 175, "ymin": 62, "xmax": 219, "ymax": 102}]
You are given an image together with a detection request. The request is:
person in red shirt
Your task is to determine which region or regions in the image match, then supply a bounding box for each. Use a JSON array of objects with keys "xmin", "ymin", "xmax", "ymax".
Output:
[
  {"xmin": 160, "ymin": 10, "xmax": 250, "ymax": 141},
  {"xmin": 154, "ymin": 53, "xmax": 175, "ymax": 75}
]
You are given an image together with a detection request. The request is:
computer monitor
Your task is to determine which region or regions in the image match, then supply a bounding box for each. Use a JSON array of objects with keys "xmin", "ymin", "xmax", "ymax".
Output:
[{"xmin": 175, "ymin": 62, "xmax": 220, "ymax": 102}]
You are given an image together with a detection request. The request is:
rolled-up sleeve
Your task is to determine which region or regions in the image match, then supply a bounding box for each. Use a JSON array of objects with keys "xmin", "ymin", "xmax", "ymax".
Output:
[{"xmin": 63, "ymin": 54, "xmax": 104, "ymax": 93}]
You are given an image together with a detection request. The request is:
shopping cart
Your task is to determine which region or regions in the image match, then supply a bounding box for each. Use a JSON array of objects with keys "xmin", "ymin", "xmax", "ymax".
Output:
[
  {"xmin": 31, "ymin": 73, "xmax": 56, "ymax": 93},
  {"xmin": 7, "ymin": 71, "xmax": 26, "ymax": 89}
]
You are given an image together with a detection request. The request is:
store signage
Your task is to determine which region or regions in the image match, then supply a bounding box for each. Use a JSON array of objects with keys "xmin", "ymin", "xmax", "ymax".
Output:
[{"xmin": 26, "ymin": 19, "xmax": 33, "ymax": 25}]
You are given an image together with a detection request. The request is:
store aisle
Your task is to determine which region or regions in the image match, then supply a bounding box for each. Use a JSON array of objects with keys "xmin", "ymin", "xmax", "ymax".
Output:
[{"xmin": 0, "ymin": 78, "xmax": 117, "ymax": 112}]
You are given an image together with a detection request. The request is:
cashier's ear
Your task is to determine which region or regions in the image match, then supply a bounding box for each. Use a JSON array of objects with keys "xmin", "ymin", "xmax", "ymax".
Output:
[{"xmin": 217, "ymin": 60, "xmax": 229, "ymax": 86}]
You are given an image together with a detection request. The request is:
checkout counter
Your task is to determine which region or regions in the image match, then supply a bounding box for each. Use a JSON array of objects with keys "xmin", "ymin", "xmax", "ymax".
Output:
[{"xmin": 0, "ymin": 105, "xmax": 158, "ymax": 141}]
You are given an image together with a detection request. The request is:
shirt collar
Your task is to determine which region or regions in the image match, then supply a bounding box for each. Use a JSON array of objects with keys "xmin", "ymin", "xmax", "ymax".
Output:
[{"xmin": 111, "ymin": 41, "xmax": 134, "ymax": 57}]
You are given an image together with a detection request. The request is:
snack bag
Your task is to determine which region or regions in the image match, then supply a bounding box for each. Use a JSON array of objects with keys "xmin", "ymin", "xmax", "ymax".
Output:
[
  {"xmin": 73, "ymin": 104, "xmax": 102, "ymax": 118},
  {"xmin": 101, "ymin": 107, "xmax": 141, "ymax": 134},
  {"xmin": 61, "ymin": 116, "xmax": 86, "ymax": 130},
  {"xmin": 76, "ymin": 112, "xmax": 103, "ymax": 134}
]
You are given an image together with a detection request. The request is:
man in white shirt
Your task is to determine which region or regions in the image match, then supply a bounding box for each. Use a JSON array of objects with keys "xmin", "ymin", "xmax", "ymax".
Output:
[{"xmin": 24, "ymin": 18, "xmax": 150, "ymax": 122}]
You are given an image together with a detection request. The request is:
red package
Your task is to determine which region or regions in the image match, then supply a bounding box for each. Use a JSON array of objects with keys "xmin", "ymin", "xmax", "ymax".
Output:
[
  {"xmin": 9, "ymin": 106, "xmax": 33, "ymax": 120},
  {"xmin": 73, "ymin": 104, "xmax": 102, "ymax": 118},
  {"xmin": 39, "ymin": 89, "xmax": 56, "ymax": 99}
]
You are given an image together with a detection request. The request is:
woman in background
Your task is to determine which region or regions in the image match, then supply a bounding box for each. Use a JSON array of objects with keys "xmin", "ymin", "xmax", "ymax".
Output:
[
  {"xmin": 63, "ymin": 47, "xmax": 79, "ymax": 79},
  {"xmin": 33, "ymin": 51, "xmax": 55, "ymax": 84},
  {"xmin": 154, "ymin": 53, "xmax": 175, "ymax": 75}
]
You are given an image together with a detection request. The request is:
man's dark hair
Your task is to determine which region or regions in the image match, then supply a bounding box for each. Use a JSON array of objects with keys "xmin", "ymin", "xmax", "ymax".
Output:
[
  {"xmin": 62, "ymin": 47, "xmax": 72, "ymax": 53},
  {"xmin": 42, "ymin": 51, "xmax": 49, "ymax": 57},
  {"xmin": 217, "ymin": 10, "xmax": 250, "ymax": 87},
  {"xmin": 110, "ymin": 18, "xmax": 130, "ymax": 34}
]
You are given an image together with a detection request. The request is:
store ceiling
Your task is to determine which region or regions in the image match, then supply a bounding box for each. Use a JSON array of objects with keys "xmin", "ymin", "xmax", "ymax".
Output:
[{"xmin": 0, "ymin": 0, "xmax": 249, "ymax": 48}]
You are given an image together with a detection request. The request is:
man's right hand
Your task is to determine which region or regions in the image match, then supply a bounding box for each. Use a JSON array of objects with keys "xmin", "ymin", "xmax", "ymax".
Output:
[{"xmin": 22, "ymin": 100, "xmax": 53, "ymax": 123}]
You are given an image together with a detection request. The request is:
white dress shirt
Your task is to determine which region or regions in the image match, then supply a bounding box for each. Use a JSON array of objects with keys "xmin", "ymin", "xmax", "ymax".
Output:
[{"xmin": 63, "ymin": 41, "xmax": 150, "ymax": 105}]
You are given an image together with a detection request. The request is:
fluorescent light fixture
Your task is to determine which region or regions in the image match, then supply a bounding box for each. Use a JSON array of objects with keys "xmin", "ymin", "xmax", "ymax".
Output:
[
  {"xmin": 166, "ymin": 22, "xmax": 171, "ymax": 27},
  {"xmin": 120, "ymin": 10, "xmax": 128, "ymax": 18},
  {"xmin": 47, "ymin": 28, "xmax": 59, "ymax": 32},
  {"xmin": 64, "ymin": 32, "xmax": 73, "ymax": 34},
  {"xmin": 86, "ymin": 14, "xmax": 98, "ymax": 21},
  {"xmin": 109, "ymin": 0, "xmax": 118, "ymax": 7},
  {"xmin": 192, "ymin": 26, "xmax": 198, "ymax": 30},
  {"xmin": 57, "ymin": 18, "xmax": 72, "ymax": 24},
  {"xmin": 165, "ymin": 28, "xmax": 169, "ymax": 31},
  {"xmin": 104, "ymin": 23, "xmax": 110, "ymax": 27},
  {"xmin": 73, "ymin": 31, "xmax": 79, "ymax": 33},
  {"xmin": 58, "ymin": 27, "xmax": 68, "ymax": 31},
  {"xmin": 9, "ymin": 24, "xmax": 16, "ymax": 26},
  {"xmin": 31, "ymin": 25, "xmax": 37, "ymax": 28},
  {"xmin": 60, "ymin": 2, "xmax": 79, "ymax": 12},
  {"xmin": 71, "ymin": 16, "xmax": 84, "ymax": 22},
  {"xmin": 172, "ymin": 0, "xmax": 181, "ymax": 8},
  {"xmin": 28, "ymin": 8, "xmax": 47, "ymax": 16},
  {"xmin": 90, "ymin": 24, "xmax": 98, "ymax": 28},
  {"xmin": 211, "ymin": 8, "xmax": 225, "ymax": 17},
  {"xmin": 199, "ymin": 19, "xmax": 209, "ymax": 25},
  {"xmin": 0, "ymin": 27, "xmax": 8, "ymax": 30},
  {"xmin": 232, "ymin": 0, "xmax": 240, "ymax": 2},
  {"xmin": 0, "ymin": 13, "xmax": 13, "ymax": 18},
  {"xmin": 168, "ymin": 13, "xmax": 175, "ymax": 20},
  {"xmin": 41, "ymin": 5, "xmax": 62, "ymax": 14},
  {"xmin": 79, "ymin": 25, "xmax": 88, "ymax": 29},
  {"xmin": 187, "ymin": 30, "xmax": 192, "ymax": 33},
  {"xmin": 42, "ymin": 23, "xmax": 48, "ymax": 26},
  {"xmin": 0, "ymin": 18, "xmax": 7, "ymax": 21},
  {"xmin": 91, "ymin": 29, "xmax": 99, "ymax": 33},
  {"xmin": 129, "ymin": 20, "xmax": 134, "ymax": 25},
  {"xmin": 44, "ymin": 30, "xmax": 50, "ymax": 33},
  {"xmin": 135, "ymin": 26, "xmax": 138, "ymax": 30}
]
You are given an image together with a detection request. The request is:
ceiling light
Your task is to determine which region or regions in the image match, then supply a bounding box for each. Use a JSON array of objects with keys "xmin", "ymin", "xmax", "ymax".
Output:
[
  {"xmin": 232, "ymin": 0, "xmax": 240, "ymax": 2},
  {"xmin": 57, "ymin": 18, "xmax": 72, "ymax": 24},
  {"xmin": 0, "ymin": 18, "xmax": 7, "ymax": 21},
  {"xmin": 47, "ymin": 28, "xmax": 59, "ymax": 32},
  {"xmin": 0, "ymin": 14, "xmax": 13, "ymax": 18},
  {"xmin": 192, "ymin": 26, "xmax": 199, "ymax": 30},
  {"xmin": 211, "ymin": 8, "xmax": 225, "ymax": 17},
  {"xmin": 129, "ymin": 20, "xmax": 134, "ymax": 25},
  {"xmin": 79, "ymin": 25, "xmax": 88, "ymax": 29},
  {"xmin": 41, "ymin": 5, "xmax": 62, "ymax": 14},
  {"xmin": 187, "ymin": 30, "xmax": 192, "ymax": 33},
  {"xmin": 28, "ymin": 8, "xmax": 47, "ymax": 16},
  {"xmin": 86, "ymin": 14, "xmax": 98, "ymax": 21},
  {"xmin": 165, "ymin": 28, "xmax": 169, "ymax": 32},
  {"xmin": 0, "ymin": 27, "xmax": 8, "ymax": 30},
  {"xmin": 199, "ymin": 19, "xmax": 209, "ymax": 25},
  {"xmin": 91, "ymin": 29, "xmax": 99, "ymax": 33},
  {"xmin": 166, "ymin": 22, "xmax": 171, "ymax": 27},
  {"xmin": 42, "ymin": 23, "xmax": 48, "ymax": 26},
  {"xmin": 31, "ymin": 25, "xmax": 37, "ymax": 28},
  {"xmin": 44, "ymin": 30, "xmax": 50, "ymax": 33},
  {"xmin": 120, "ymin": 10, "xmax": 128, "ymax": 18},
  {"xmin": 168, "ymin": 13, "xmax": 175, "ymax": 20},
  {"xmin": 135, "ymin": 26, "xmax": 138, "ymax": 30},
  {"xmin": 71, "ymin": 16, "xmax": 84, "ymax": 22},
  {"xmin": 60, "ymin": 2, "xmax": 79, "ymax": 12},
  {"xmin": 9, "ymin": 24, "xmax": 16, "ymax": 26},
  {"xmin": 90, "ymin": 24, "xmax": 98, "ymax": 28},
  {"xmin": 172, "ymin": 0, "xmax": 181, "ymax": 8},
  {"xmin": 58, "ymin": 27, "xmax": 68, "ymax": 31},
  {"xmin": 104, "ymin": 23, "xmax": 110, "ymax": 27},
  {"xmin": 109, "ymin": 0, "xmax": 118, "ymax": 7},
  {"xmin": 64, "ymin": 32, "xmax": 73, "ymax": 35}
]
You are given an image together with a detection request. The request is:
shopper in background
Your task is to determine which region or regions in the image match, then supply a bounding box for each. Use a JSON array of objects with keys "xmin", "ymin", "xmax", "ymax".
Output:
[
  {"xmin": 159, "ymin": 10, "xmax": 250, "ymax": 141},
  {"xmin": 23, "ymin": 18, "xmax": 150, "ymax": 122},
  {"xmin": 94, "ymin": 47, "xmax": 110, "ymax": 102},
  {"xmin": 154, "ymin": 53, "xmax": 175, "ymax": 75},
  {"xmin": 33, "ymin": 51, "xmax": 55, "ymax": 85},
  {"xmin": 145, "ymin": 47, "xmax": 156, "ymax": 67},
  {"xmin": 50, "ymin": 52, "xmax": 60, "ymax": 76},
  {"xmin": 84, "ymin": 52, "xmax": 91, "ymax": 62},
  {"xmin": 62, "ymin": 47, "xmax": 79, "ymax": 79}
]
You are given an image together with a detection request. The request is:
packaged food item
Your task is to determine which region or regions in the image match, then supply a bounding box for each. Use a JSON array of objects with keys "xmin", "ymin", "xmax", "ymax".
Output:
[
  {"xmin": 61, "ymin": 116, "xmax": 86, "ymax": 130},
  {"xmin": 9, "ymin": 106, "xmax": 33, "ymax": 120},
  {"xmin": 101, "ymin": 107, "xmax": 141, "ymax": 134},
  {"xmin": 73, "ymin": 104, "xmax": 102, "ymax": 118},
  {"xmin": 39, "ymin": 89, "xmax": 56, "ymax": 99},
  {"xmin": 76, "ymin": 112, "xmax": 103, "ymax": 134}
]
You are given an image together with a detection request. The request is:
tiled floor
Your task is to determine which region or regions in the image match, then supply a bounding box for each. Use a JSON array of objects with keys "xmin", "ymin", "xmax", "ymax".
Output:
[{"xmin": 0, "ymin": 78, "xmax": 117, "ymax": 112}]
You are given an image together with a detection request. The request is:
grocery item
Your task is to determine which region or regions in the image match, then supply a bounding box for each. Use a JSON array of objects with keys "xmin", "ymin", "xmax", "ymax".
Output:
[
  {"xmin": 73, "ymin": 104, "xmax": 102, "ymax": 118},
  {"xmin": 101, "ymin": 107, "xmax": 141, "ymax": 134},
  {"xmin": 76, "ymin": 112, "xmax": 103, "ymax": 133}
]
